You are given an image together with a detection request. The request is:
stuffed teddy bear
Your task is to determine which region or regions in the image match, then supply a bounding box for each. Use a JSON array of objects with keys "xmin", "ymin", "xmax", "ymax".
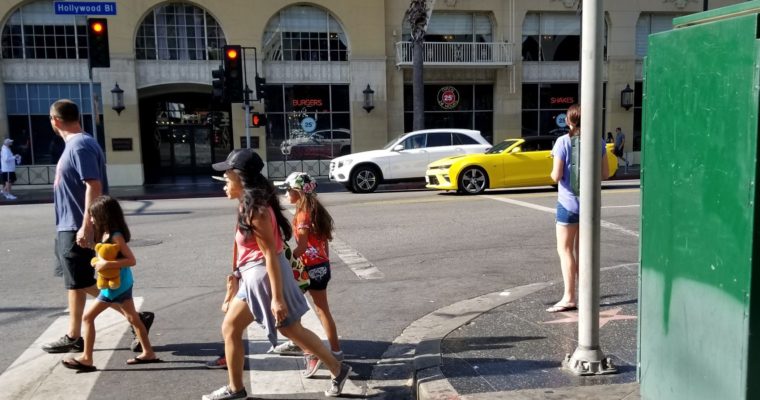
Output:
[{"xmin": 91, "ymin": 242, "xmax": 121, "ymax": 290}]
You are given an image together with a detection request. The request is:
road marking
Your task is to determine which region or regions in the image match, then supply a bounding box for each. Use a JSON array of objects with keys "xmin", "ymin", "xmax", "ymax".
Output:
[
  {"xmin": 0, "ymin": 298, "xmax": 143, "ymax": 400},
  {"xmin": 246, "ymin": 304, "xmax": 362, "ymax": 396},
  {"xmin": 483, "ymin": 195, "xmax": 639, "ymax": 238},
  {"xmin": 331, "ymin": 238, "xmax": 384, "ymax": 279},
  {"xmin": 285, "ymin": 207, "xmax": 384, "ymax": 280}
]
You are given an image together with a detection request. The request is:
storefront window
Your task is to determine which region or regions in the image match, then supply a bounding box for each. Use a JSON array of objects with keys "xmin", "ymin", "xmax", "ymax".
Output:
[
  {"xmin": 522, "ymin": 13, "xmax": 607, "ymax": 62},
  {"xmin": 521, "ymin": 83, "xmax": 607, "ymax": 137},
  {"xmin": 264, "ymin": 84, "xmax": 351, "ymax": 162},
  {"xmin": 263, "ymin": 6, "xmax": 348, "ymax": 62},
  {"xmin": 1, "ymin": 0, "xmax": 88, "ymax": 60},
  {"xmin": 5, "ymin": 83, "xmax": 103, "ymax": 165},
  {"xmin": 402, "ymin": 12, "xmax": 492, "ymax": 43},
  {"xmin": 636, "ymin": 14, "xmax": 679, "ymax": 59},
  {"xmin": 136, "ymin": 3, "xmax": 226, "ymax": 60},
  {"xmin": 403, "ymin": 84, "xmax": 494, "ymax": 143}
]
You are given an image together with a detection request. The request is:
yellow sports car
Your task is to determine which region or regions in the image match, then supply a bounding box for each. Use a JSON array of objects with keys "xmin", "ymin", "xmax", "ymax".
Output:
[{"xmin": 425, "ymin": 136, "xmax": 618, "ymax": 194}]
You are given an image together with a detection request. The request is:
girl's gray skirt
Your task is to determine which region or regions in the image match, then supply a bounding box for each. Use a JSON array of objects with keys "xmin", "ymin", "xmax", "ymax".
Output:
[{"xmin": 237, "ymin": 252, "xmax": 309, "ymax": 347}]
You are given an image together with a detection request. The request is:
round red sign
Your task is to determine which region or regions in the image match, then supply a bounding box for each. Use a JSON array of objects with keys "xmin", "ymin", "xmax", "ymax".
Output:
[{"xmin": 437, "ymin": 86, "xmax": 460, "ymax": 110}]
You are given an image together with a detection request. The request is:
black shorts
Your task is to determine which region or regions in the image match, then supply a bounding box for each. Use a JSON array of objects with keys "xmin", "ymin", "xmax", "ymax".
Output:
[
  {"xmin": 305, "ymin": 262, "xmax": 331, "ymax": 291},
  {"xmin": 55, "ymin": 231, "xmax": 96, "ymax": 290},
  {"xmin": 0, "ymin": 172, "xmax": 16, "ymax": 184}
]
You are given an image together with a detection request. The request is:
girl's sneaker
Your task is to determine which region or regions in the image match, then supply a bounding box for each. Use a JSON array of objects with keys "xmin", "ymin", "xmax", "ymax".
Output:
[
  {"xmin": 205, "ymin": 355, "xmax": 227, "ymax": 369},
  {"xmin": 272, "ymin": 340, "xmax": 303, "ymax": 356},
  {"xmin": 202, "ymin": 385, "xmax": 247, "ymax": 400},
  {"xmin": 302, "ymin": 354, "xmax": 323, "ymax": 378},
  {"xmin": 325, "ymin": 363, "xmax": 353, "ymax": 397}
]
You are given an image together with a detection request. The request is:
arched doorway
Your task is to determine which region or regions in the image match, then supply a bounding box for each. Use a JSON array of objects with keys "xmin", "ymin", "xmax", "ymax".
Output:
[{"xmin": 138, "ymin": 84, "xmax": 232, "ymax": 183}]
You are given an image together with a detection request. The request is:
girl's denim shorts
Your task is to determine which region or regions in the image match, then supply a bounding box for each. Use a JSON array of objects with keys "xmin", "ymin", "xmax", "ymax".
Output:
[{"xmin": 556, "ymin": 203, "xmax": 579, "ymax": 225}]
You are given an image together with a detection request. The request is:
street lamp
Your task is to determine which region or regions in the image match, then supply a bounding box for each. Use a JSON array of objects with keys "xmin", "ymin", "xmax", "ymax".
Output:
[
  {"xmin": 111, "ymin": 83, "xmax": 125, "ymax": 115},
  {"xmin": 362, "ymin": 84, "xmax": 375, "ymax": 113},
  {"xmin": 620, "ymin": 84, "xmax": 634, "ymax": 111}
]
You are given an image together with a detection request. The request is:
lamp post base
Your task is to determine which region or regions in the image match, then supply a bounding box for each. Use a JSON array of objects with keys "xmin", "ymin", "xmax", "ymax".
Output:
[{"xmin": 562, "ymin": 348, "xmax": 618, "ymax": 376}]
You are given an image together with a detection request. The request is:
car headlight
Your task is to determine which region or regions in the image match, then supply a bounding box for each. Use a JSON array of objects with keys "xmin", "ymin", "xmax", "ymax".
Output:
[
  {"xmin": 337, "ymin": 159, "xmax": 353, "ymax": 168},
  {"xmin": 434, "ymin": 164, "xmax": 452, "ymax": 170}
]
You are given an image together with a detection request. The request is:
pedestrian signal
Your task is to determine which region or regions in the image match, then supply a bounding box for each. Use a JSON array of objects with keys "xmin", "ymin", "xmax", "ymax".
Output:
[{"xmin": 251, "ymin": 112, "xmax": 267, "ymax": 128}]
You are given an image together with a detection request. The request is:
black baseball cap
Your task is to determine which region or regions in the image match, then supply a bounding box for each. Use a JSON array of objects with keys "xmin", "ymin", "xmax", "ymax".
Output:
[{"xmin": 212, "ymin": 149, "xmax": 265, "ymax": 173}]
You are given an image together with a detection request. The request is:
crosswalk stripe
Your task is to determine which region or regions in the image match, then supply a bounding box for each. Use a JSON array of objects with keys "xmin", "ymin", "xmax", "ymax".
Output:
[
  {"xmin": 0, "ymin": 298, "xmax": 143, "ymax": 400},
  {"xmin": 244, "ymin": 299, "xmax": 362, "ymax": 396}
]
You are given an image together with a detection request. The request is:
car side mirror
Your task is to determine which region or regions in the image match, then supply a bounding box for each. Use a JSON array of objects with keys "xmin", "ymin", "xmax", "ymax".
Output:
[
  {"xmin": 393, "ymin": 144, "xmax": 404, "ymax": 152},
  {"xmin": 510, "ymin": 147, "xmax": 521, "ymax": 153}
]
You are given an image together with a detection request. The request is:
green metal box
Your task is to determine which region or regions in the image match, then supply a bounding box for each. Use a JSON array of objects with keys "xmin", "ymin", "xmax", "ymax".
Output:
[{"xmin": 640, "ymin": 2, "xmax": 760, "ymax": 399}]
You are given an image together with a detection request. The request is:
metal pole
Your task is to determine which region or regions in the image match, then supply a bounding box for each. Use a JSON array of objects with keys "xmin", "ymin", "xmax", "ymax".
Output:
[
  {"xmin": 89, "ymin": 72, "xmax": 97, "ymax": 137},
  {"xmin": 241, "ymin": 48, "xmax": 251, "ymax": 149},
  {"xmin": 562, "ymin": 0, "xmax": 616, "ymax": 376}
]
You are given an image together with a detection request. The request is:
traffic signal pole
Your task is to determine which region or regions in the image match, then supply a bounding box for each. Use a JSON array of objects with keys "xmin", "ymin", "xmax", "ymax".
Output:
[
  {"xmin": 240, "ymin": 47, "xmax": 260, "ymax": 149},
  {"xmin": 561, "ymin": 0, "xmax": 617, "ymax": 377}
]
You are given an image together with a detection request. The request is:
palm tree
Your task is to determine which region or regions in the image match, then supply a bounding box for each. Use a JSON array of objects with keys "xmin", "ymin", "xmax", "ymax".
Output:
[{"xmin": 407, "ymin": 0, "xmax": 428, "ymax": 131}]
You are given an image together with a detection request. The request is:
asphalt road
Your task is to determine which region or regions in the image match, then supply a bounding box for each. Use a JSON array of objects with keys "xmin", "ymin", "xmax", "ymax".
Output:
[{"xmin": 0, "ymin": 181, "xmax": 640, "ymax": 399}]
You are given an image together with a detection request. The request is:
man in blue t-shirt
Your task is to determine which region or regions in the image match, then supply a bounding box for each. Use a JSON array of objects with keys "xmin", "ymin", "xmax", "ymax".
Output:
[{"xmin": 41, "ymin": 99, "xmax": 109, "ymax": 353}]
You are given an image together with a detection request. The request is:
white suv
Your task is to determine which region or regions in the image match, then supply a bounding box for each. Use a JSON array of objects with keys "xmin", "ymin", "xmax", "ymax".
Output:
[{"xmin": 329, "ymin": 129, "xmax": 491, "ymax": 193}]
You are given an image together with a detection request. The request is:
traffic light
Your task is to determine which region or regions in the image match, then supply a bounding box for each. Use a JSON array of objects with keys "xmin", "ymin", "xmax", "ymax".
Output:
[
  {"xmin": 255, "ymin": 74, "xmax": 266, "ymax": 101},
  {"xmin": 211, "ymin": 66, "xmax": 225, "ymax": 104},
  {"xmin": 223, "ymin": 45, "xmax": 243, "ymax": 102},
  {"xmin": 87, "ymin": 18, "xmax": 110, "ymax": 69},
  {"xmin": 251, "ymin": 112, "xmax": 267, "ymax": 128}
]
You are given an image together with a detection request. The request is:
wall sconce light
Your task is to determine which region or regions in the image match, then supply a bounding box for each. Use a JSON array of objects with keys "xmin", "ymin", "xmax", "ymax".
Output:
[
  {"xmin": 111, "ymin": 82, "xmax": 125, "ymax": 115},
  {"xmin": 362, "ymin": 84, "xmax": 375, "ymax": 113},
  {"xmin": 620, "ymin": 84, "xmax": 634, "ymax": 111}
]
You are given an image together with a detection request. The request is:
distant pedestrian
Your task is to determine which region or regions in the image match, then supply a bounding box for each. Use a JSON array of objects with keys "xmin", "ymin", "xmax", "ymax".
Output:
[
  {"xmin": 61, "ymin": 195, "xmax": 160, "ymax": 371},
  {"xmin": 614, "ymin": 127, "xmax": 629, "ymax": 167},
  {"xmin": 279, "ymin": 172, "xmax": 344, "ymax": 378},
  {"xmin": 547, "ymin": 104, "xmax": 609, "ymax": 313},
  {"xmin": 1, "ymin": 138, "xmax": 20, "ymax": 200},
  {"xmin": 42, "ymin": 99, "xmax": 153, "ymax": 354},
  {"xmin": 203, "ymin": 149, "xmax": 351, "ymax": 400}
]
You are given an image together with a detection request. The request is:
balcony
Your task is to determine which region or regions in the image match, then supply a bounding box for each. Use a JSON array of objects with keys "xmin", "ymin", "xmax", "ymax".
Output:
[{"xmin": 395, "ymin": 41, "xmax": 513, "ymax": 68}]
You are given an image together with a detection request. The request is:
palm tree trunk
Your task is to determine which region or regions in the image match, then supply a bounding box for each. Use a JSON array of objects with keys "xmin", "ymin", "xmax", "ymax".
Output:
[{"xmin": 407, "ymin": 0, "xmax": 428, "ymax": 131}]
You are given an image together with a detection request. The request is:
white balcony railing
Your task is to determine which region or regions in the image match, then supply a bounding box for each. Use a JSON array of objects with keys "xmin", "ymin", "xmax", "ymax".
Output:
[{"xmin": 395, "ymin": 41, "xmax": 513, "ymax": 68}]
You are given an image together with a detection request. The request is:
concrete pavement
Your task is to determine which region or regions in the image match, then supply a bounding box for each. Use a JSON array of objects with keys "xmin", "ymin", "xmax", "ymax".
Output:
[{"xmin": 414, "ymin": 265, "xmax": 640, "ymax": 400}]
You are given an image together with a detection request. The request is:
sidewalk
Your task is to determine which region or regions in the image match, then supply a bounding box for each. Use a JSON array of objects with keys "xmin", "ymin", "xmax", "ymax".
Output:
[{"xmin": 415, "ymin": 264, "xmax": 640, "ymax": 400}]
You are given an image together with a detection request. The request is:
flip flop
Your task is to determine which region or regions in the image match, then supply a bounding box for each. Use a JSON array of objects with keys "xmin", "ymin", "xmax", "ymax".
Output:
[
  {"xmin": 546, "ymin": 303, "xmax": 577, "ymax": 313},
  {"xmin": 61, "ymin": 358, "xmax": 97, "ymax": 372},
  {"xmin": 126, "ymin": 356, "xmax": 162, "ymax": 365}
]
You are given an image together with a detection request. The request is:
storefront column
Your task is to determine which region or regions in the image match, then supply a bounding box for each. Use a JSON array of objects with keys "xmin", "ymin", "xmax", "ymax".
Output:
[
  {"xmin": 494, "ymin": 67, "xmax": 521, "ymax": 142},
  {"xmin": 350, "ymin": 59, "xmax": 388, "ymax": 152},
  {"xmin": 606, "ymin": 11, "xmax": 639, "ymax": 162},
  {"xmin": 97, "ymin": 59, "xmax": 144, "ymax": 186}
]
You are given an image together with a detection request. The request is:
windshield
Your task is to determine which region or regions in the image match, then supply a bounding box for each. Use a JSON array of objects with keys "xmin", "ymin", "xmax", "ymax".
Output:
[
  {"xmin": 383, "ymin": 134, "xmax": 406, "ymax": 150},
  {"xmin": 486, "ymin": 139, "xmax": 520, "ymax": 154}
]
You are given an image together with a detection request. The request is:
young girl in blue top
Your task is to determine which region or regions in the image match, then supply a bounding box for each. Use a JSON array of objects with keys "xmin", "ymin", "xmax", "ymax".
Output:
[{"xmin": 62, "ymin": 195, "xmax": 160, "ymax": 371}]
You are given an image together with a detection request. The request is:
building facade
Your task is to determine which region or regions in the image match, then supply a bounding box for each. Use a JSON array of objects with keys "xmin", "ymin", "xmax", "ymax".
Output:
[{"xmin": 0, "ymin": 0, "xmax": 741, "ymax": 186}]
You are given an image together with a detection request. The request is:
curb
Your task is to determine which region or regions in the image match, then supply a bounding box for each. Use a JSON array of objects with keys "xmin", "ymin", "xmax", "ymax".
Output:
[{"xmin": 411, "ymin": 282, "xmax": 553, "ymax": 400}]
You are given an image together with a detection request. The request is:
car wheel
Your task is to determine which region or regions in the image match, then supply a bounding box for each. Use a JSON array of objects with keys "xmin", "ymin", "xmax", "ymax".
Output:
[
  {"xmin": 351, "ymin": 165, "xmax": 380, "ymax": 193},
  {"xmin": 344, "ymin": 184, "xmax": 357, "ymax": 193},
  {"xmin": 458, "ymin": 167, "xmax": 488, "ymax": 195}
]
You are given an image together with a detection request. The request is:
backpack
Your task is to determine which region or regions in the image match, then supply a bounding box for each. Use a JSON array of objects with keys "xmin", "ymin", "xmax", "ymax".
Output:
[{"xmin": 570, "ymin": 135, "xmax": 580, "ymax": 197}]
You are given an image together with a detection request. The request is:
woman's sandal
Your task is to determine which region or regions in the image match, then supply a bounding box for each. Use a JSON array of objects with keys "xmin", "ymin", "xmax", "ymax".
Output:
[
  {"xmin": 61, "ymin": 358, "xmax": 97, "ymax": 372},
  {"xmin": 126, "ymin": 356, "xmax": 162, "ymax": 365},
  {"xmin": 546, "ymin": 303, "xmax": 577, "ymax": 313}
]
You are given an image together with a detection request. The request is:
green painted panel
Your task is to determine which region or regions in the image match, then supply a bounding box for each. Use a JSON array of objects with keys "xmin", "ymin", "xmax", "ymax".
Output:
[{"xmin": 641, "ymin": 10, "xmax": 759, "ymax": 400}]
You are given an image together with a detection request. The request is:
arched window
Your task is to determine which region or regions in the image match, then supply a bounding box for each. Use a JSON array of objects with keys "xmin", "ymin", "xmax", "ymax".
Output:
[
  {"xmin": 136, "ymin": 2, "xmax": 226, "ymax": 60},
  {"xmin": 1, "ymin": 0, "xmax": 88, "ymax": 60},
  {"xmin": 263, "ymin": 5, "xmax": 348, "ymax": 62}
]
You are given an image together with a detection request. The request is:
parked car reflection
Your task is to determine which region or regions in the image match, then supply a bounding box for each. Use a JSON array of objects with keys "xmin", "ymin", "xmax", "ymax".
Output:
[{"xmin": 281, "ymin": 128, "xmax": 351, "ymax": 159}]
